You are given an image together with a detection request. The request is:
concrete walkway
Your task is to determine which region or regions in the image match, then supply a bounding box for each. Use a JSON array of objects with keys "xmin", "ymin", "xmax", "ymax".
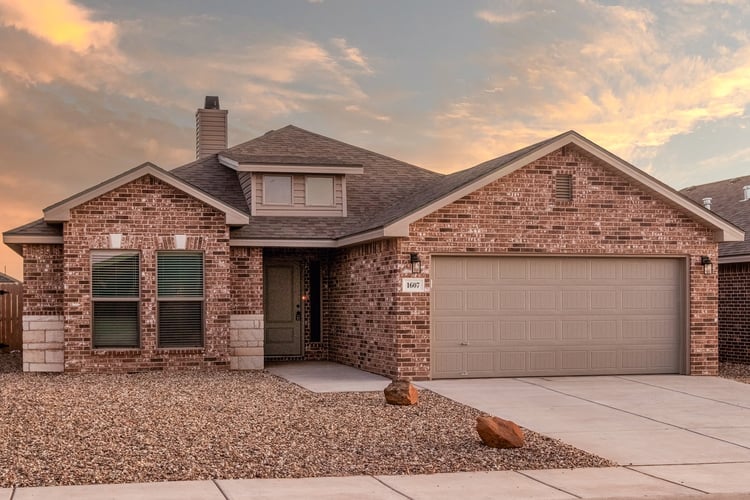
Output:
[{"xmin": 6, "ymin": 363, "xmax": 750, "ymax": 498}]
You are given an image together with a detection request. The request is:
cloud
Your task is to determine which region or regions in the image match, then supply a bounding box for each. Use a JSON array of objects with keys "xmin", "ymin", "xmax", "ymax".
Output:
[
  {"xmin": 345, "ymin": 104, "xmax": 391, "ymax": 122},
  {"xmin": 331, "ymin": 37, "xmax": 374, "ymax": 74},
  {"xmin": 476, "ymin": 8, "xmax": 555, "ymax": 24},
  {"xmin": 426, "ymin": 2, "xmax": 750, "ymax": 176},
  {"xmin": 0, "ymin": 0, "xmax": 117, "ymax": 53}
]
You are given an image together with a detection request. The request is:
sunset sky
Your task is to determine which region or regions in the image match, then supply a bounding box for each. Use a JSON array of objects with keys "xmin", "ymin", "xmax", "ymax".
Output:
[{"xmin": 2, "ymin": 0, "xmax": 750, "ymax": 280}]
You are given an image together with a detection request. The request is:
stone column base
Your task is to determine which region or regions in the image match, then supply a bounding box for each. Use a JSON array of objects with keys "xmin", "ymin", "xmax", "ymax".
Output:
[
  {"xmin": 230, "ymin": 314, "xmax": 264, "ymax": 370},
  {"xmin": 22, "ymin": 315, "xmax": 64, "ymax": 372}
]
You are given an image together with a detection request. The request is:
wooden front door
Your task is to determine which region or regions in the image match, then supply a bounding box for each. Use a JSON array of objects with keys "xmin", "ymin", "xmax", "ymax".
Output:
[{"xmin": 264, "ymin": 261, "xmax": 302, "ymax": 356}]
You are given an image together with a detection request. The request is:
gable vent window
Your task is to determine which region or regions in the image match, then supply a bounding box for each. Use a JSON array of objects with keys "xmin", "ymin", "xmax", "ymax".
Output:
[
  {"xmin": 555, "ymin": 174, "xmax": 573, "ymax": 201},
  {"xmin": 157, "ymin": 252, "xmax": 204, "ymax": 348},
  {"xmin": 92, "ymin": 251, "xmax": 140, "ymax": 348}
]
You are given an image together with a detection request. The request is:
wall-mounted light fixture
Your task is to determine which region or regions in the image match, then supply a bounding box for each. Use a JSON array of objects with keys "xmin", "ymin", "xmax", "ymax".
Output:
[
  {"xmin": 700, "ymin": 256, "xmax": 713, "ymax": 275},
  {"xmin": 409, "ymin": 252, "xmax": 422, "ymax": 274}
]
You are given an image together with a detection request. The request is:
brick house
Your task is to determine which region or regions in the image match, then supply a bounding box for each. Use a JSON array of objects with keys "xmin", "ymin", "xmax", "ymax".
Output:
[
  {"xmin": 682, "ymin": 178, "xmax": 750, "ymax": 364},
  {"xmin": 3, "ymin": 97, "xmax": 743, "ymax": 378}
]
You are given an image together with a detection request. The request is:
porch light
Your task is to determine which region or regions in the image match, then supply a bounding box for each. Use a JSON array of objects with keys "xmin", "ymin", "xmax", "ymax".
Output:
[
  {"xmin": 409, "ymin": 252, "xmax": 422, "ymax": 274},
  {"xmin": 700, "ymin": 256, "xmax": 713, "ymax": 275}
]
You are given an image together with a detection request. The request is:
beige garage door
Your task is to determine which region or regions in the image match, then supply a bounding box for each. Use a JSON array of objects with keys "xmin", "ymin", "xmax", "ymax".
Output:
[{"xmin": 431, "ymin": 256, "xmax": 684, "ymax": 378}]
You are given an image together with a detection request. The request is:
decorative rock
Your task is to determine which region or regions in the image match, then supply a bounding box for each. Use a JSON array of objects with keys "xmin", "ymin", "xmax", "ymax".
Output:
[
  {"xmin": 476, "ymin": 416, "xmax": 525, "ymax": 448},
  {"xmin": 384, "ymin": 380, "xmax": 419, "ymax": 405}
]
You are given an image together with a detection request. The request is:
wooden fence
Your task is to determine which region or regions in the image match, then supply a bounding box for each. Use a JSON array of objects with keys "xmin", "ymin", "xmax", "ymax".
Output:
[{"xmin": 0, "ymin": 283, "xmax": 22, "ymax": 350}]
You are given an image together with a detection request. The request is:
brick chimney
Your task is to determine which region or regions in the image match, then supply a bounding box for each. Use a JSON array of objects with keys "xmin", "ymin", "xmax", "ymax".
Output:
[{"xmin": 195, "ymin": 96, "xmax": 228, "ymax": 159}]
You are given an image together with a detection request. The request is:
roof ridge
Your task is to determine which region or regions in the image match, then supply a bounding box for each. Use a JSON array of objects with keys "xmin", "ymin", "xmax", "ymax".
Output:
[{"xmin": 266, "ymin": 124, "xmax": 440, "ymax": 175}]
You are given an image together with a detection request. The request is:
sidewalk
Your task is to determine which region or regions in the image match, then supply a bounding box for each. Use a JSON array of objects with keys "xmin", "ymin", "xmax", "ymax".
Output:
[{"xmin": 5, "ymin": 467, "xmax": 750, "ymax": 499}]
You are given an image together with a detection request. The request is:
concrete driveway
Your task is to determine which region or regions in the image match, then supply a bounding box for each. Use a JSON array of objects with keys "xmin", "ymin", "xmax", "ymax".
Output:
[
  {"xmin": 266, "ymin": 363, "xmax": 750, "ymax": 496},
  {"xmin": 418, "ymin": 375, "xmax": 750, "ymax": 466}
]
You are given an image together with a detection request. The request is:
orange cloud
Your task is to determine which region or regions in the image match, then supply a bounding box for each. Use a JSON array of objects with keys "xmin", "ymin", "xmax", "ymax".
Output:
[{"xmin": 0, "ymin": 0, "xmax": 117, "ymax": 53}]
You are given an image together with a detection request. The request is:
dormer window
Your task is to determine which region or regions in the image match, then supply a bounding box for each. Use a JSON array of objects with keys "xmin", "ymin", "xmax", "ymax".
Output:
[
  {"xmin": 306, "ymin": 176, "xmax": 334, "ymax": 207},
  {"xmin": 219, "ymin": 154, "xmax": 363, "ymax": 217},
  {"xmin": 263, "ymin": 175, "xmax": 292, "ymax": 205}
]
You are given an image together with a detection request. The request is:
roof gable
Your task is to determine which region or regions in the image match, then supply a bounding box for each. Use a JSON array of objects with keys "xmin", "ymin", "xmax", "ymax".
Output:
[
  {"xmin": 43, "ymin": 162, "xmax": 249, "ymax": 225},
  {"xmin": 371, "ymin": 131, "xmax": 742, "ymax": 243}
]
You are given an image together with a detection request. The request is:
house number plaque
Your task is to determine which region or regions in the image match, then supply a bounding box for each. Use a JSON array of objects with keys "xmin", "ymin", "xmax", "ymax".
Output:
[{"xmin": 402, "ymin": 278, "xmax": 425, "ymax": 292}]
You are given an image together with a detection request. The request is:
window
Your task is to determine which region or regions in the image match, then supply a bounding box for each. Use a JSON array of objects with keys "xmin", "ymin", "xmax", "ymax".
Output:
[
  {"xmin": 305, "ymin": 176, "xmax": 334, "ymax": 206},
  {"xmin": 555, "ymin": 174, "xmax": 573, "ymax": 200},
  {"xmin": 263, "ymin": 175, "xmax": 292, "ymax": 205},
  {"xmin": 92, "ymin": 251, "xmax": 140, "ymax": 348},
  {"xmin": 157, "ymin": 252, "xmax": 204, "ymax": 348}
]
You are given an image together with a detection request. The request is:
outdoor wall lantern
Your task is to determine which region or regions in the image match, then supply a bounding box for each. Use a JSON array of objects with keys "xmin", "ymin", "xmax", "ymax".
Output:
[
  {"xmin": 409, "ymin": 252, "xmax": 422, "ymax": 273},
  {"xmin": 700, "ymin": 256, "xmax": 713, "ymax": 275}
]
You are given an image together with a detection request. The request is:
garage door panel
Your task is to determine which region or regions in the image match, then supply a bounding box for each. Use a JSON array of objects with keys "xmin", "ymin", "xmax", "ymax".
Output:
[
  {"xmin": 591, "ymin": 290, "xmax": 617, "ymax": 310},
  {"xmin": 561, "ymin": 320, "xmax": 589, "ymax": 340},
  {"xmin": 466, "ymin": 322, "xmax": 494, "ymax": 344},
  {"xmin": 499, "ymin": 290, "xmax": 527, "ymax": 310},
  {"xmin": 529, "ymin": 351, "xmax": 557, "ymax": 371},
  {"xmin": 530, "ymin": 290, "xmax": 556, "ymax": 309},
  {"xmin": 466, "ymin": 258, "xmax": 495, "ymax": 280},
  {"xmin": 562, "ymin": 290, "xmax": 590, "ymax": 310},
  {"xmin": 561, "ymin": 259, "xmax": 589, "ymax": 280},
  {"xmin": 529, "ymin": 320, "xmax": 556, "ymax": 341},
  {"xmin": 432, "ymin": 256, "xmax": 684, "ymax": 378},
  {"xmin": 530, "ymin": 260, "xmax": 558, "ymax": 280},
  {"xmin": 497, "ymin": 351, "xmax": 526, "ymax": 371},
  {"xmin": 499, "ymin": 321, "xmax": 526, "ymax": 341},
  {"xmin": 434, "ymin": 351, "xmax": 463, "ymax": 376},
  {"xmin": 434, "ymin": 290, "xmax": 463, "ymax": 311},
  {"xmin": 466, "ymin": 290, "xmax": 494, "ymax": 311},
  {"xmin": 499, "ymin": 259, "xmax": 528, "ymax": 279},
  {"xmin": 434, "ymin": 321, "xmax": 462, "ymax": 344},
  {"xmin": 591, "ymin": 351, "xmax": 618, "ymax": 369}
]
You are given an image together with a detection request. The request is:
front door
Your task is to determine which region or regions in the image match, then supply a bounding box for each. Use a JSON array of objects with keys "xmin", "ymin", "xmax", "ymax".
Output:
[{"xmin": 264, "ymin": 261, "xmax": 302, "ymax": 356}]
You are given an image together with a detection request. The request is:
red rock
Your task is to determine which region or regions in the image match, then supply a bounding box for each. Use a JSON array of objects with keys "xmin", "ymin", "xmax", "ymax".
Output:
[
  {"xmin": 384, "ymin": 380, "xmax": 419, "ymax": 405},
  {"xmin": 476, "ymin": 416, "xmax": 524, "ymax": 448}
]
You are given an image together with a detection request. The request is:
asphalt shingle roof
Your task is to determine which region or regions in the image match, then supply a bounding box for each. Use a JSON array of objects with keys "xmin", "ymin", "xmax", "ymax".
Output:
[{"xmin": 682, "ymin": 175, "xmax": 750, "ymax": 257}]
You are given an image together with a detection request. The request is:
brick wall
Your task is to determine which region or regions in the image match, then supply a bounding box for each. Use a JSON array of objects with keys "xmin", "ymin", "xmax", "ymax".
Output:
[
  {"xmin": 328, "ymin": 240, "xmax": 401, "ymax": 378},
  {"xmin": 62, "ymin": 175, "xmax": 232, "ymax": 372},
  {"xmin": 230, "ymin": 247, "xmax": 263, "ymax": 315},
  {"xmin": 718, "ymin": 262, "xmax": 750, "ymax": 363},
  {"xmin": 330, "ymin": 146, "xmax": 719, "ymax": 379},
  {"xmin": 22, "ymin": 244, "xmax": 63, "ymax": 316}
]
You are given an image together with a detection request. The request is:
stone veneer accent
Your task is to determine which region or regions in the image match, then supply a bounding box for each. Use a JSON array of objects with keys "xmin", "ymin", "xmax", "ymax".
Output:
[
  {"xmin": 22, "ymin": 315, "xmax": 64, "ymax": 372},
  {"xmin": 328, "ymin": 145, "xmax": 720, "ymax": 380},
  {"xmin": 718, "ymin": 262, "xmax": 750, "ymax": 364},
  {"xmin": 229, "ymin": 314, "xmax": 264, "ymax": 370}
]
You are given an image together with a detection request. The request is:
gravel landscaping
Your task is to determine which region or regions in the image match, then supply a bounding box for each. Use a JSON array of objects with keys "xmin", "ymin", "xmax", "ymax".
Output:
[
  {"xmin": 0, "ymin": 353, "xmax": 613, "ymax": 488},
  {"xmin": 720, "ymin": 361, "xmax": 750, "ymax": 384}
]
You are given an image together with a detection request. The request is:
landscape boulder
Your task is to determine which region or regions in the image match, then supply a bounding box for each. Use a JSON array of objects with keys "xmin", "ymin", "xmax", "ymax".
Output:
[
  {"xmin": 384, "ymin": 380, "xmax": 419, "ymax": 405},
  {"xmin": 476, "ymin": 415, "xmax": 525, "ymax": 448}
]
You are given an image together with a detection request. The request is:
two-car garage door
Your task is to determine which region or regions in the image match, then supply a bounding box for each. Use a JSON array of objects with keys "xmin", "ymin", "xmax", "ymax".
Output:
[{"xmin": 431, "ymin": 256, "xmax": 685, "ymax": 378}]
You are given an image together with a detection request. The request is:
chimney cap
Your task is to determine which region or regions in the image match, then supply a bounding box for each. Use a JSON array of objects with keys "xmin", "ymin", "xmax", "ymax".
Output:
[{"xmin": 204, "ymin": 96, "xmax": 220, "ymax": 110}]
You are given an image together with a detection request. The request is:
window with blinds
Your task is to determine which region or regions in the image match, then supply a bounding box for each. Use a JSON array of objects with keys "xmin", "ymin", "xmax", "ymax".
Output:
[
  {"xmin": 91, "ymin": 251, "xmax": 140, "ymax": 348},
  {"xmin": 157, "ymin": 252, "xmax": 204, "ymax": 348}
]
